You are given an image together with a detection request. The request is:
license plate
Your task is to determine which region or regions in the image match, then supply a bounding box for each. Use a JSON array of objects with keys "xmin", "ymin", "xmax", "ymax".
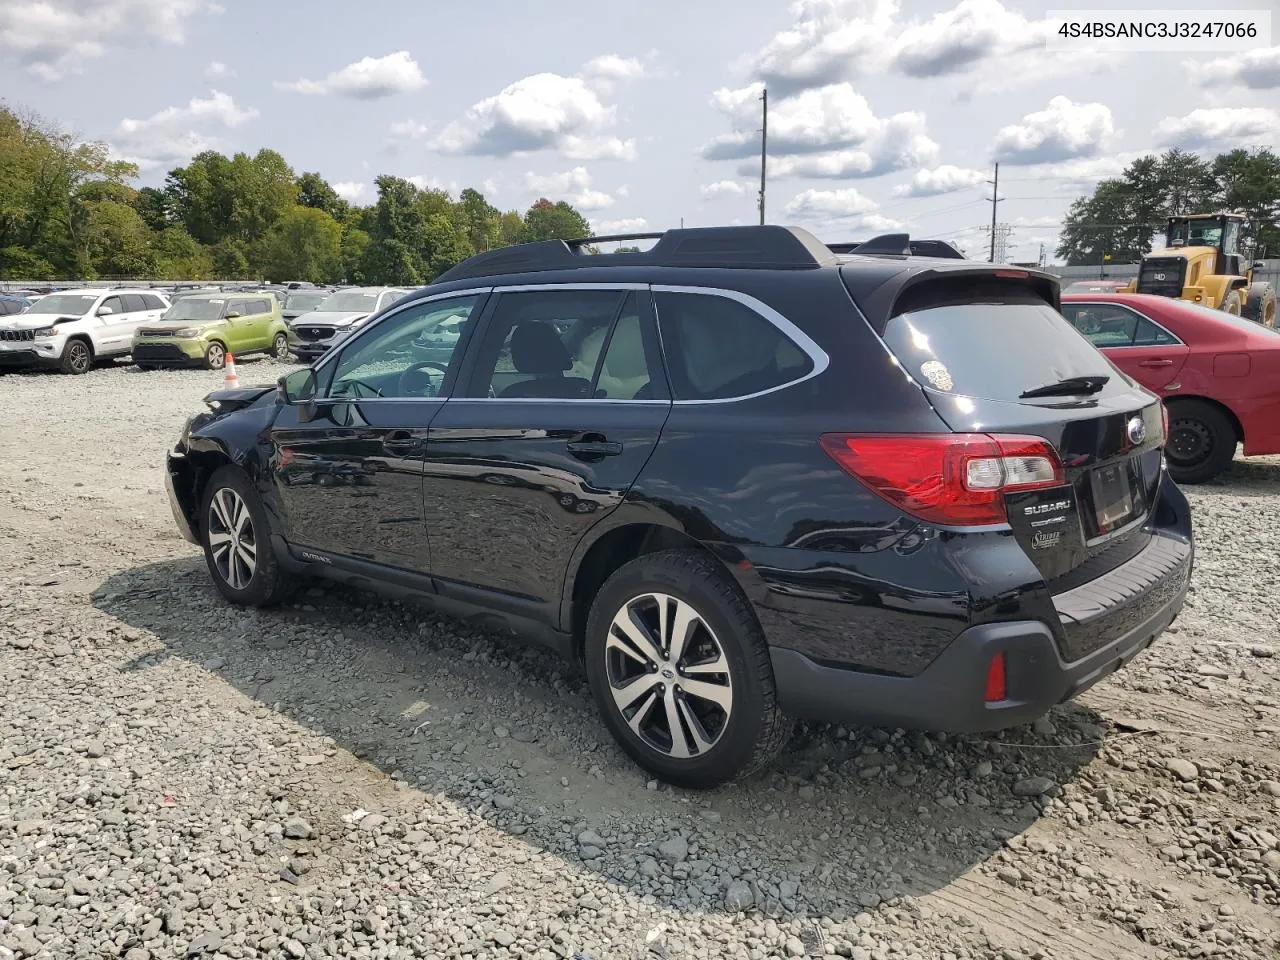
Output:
[{"xmin": 1090, "ymin": 462, "xmax": 1134, "ymax": 531}]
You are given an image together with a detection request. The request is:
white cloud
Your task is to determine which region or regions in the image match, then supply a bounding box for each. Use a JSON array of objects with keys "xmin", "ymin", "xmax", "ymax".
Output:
[
  {"xmin": 1154, "ymin": 107, "xmax": 1280, "ymax": 150},
  {"xmin": 523, "ymin": 166, "xmax": 615, "ymax": 210},
  {"xmin": 433, "ymin": 62, "xmax": 637, "ymax": 160},
  {"xmin": 893, "ymin": 165, "xmax": 984, "ymax": 197},
  {"xmin": 205, "ymin": 60, "xmax": 227, "ymax": 78},
  {"xmin": 992, "ymin": 96, "xmax": 1115, "ymax": 165},
  {"xmin": 333, "ymin": 181, "xmax": 367, "ymax": 202},
  {"xmin": 408, "ymin": 175, "xmax": 460, "ymax": 194},
  {"xmin": 112, "ymin": 90, "xmax": 257, "ymax": 170},
  {"xmin": 1194, "ymin": 47, "xmax": 1280, "ymax": 90},
  {"xmin": 700, "ymin": 180, "xmax": 747, "ymax": 199},
  {"xmin": 1003, "ymin": 152, "xmax": 1147, "ymax": 189},
  {"xmin": 784, "ymin": 187, "xmax": 887, "ymax": 224},
  {"xmin": 740, "ymin": 0, "xmax": 1104, "ymax": 95},
  {"xmin": 704, "ymin": 82, "xmax": 936, "ymax": 179},
  {"xmin": 0, "ymin": 0, "xmax": 217, "ymax": 80},
  {"xmin": 591, "ymin": 217, "xmax": 649, "ymax": 234},
  {"xmin": 389, "ymin": 119, "xmax": 429, "ymax": 141},
  {"xmin": 481, "ymin": 178, "xmax": 501, "ymax": 196},
  {"xmin": 278, "ymin": 51, "xmax": 426, "ymax": 99},
  {"xmin": 580, "ymin": 54, "xmax": 646, "ymax": 93}
]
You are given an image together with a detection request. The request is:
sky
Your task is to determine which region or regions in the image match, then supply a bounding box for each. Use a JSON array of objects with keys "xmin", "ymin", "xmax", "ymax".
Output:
[{"xmin": 1, "ymin": 0, "xmax": 1278, "ymax": 264}]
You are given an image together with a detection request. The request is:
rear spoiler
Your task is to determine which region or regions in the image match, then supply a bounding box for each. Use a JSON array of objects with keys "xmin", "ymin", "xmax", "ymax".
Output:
[{"xmin": 830, "ymin": 234, "xmax": 967, "ymax": 260}]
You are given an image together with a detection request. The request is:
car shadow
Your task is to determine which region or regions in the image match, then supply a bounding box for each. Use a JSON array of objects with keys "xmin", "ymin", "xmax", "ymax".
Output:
[{"xmin": 92, "ymin": 557, "xmax": 1106, "ymax": 919}]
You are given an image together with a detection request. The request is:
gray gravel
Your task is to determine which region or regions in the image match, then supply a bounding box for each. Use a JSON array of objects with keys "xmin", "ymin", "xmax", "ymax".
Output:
[{"xmin": 1, "ymin": 360, "xmax": 1278, "ymax": 960}]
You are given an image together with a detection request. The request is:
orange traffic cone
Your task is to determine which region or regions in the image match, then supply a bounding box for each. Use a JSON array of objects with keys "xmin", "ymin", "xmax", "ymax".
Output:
[{"xmin": 223, "ymin": 352, "xmax": 239, "ymax": 388}]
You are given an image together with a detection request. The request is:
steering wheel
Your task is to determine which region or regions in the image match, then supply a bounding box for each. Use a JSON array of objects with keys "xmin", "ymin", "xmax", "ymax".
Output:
[
  {"xmin": 397, "ymin": 360, "xmax": 450, "ymax": 397},
  {"xmin": 332, "ymin": 378, "xmax": 383, "ymax": 399}
]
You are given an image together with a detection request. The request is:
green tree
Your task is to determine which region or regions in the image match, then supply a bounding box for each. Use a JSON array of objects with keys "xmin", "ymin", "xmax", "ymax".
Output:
[
  {"xmin": 1211, "ymin": 148, "xmax": 1280, "ymax": 257},
  {"xmin": 84, "ymin": 199, "xmax": 155, "ymax": 277},
  {"xmin": 519, "ymin": 198, "xmax": 591, "ymax": 242},
  {"xmin": 297, "ymin": 171, "xmax": 349, "ymax": 220},
  {"xmin": 361, "ymin": 175, "xmax": 428, "ymax": 284},
  {"xmin": 458, "ymin": 187, "xmax": 502, "ymax": 252},
  {"xmin": 152, "ymin": 227, "xmax": 213, "ymax": 279},
  {"xmin": 341, "ymin": 225, "xmax": 371, "ymax": 283},
  {"xmin": 212, "ymin": 237, "xmax": 251, "ymax": 278},
  {"xmin": 134, "ymin": 186, "xmax": 171, "ymax": 231},
  {"xmin": 257, "ymin": 206, "xmax": 343, "ymax": 283},
  {"xmin": 497, "ymin": 210, "xmax": 524, "ymax": 246}
]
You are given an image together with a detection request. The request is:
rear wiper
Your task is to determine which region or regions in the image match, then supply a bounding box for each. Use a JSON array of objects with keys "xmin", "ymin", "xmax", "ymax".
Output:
[{"xmin": 1019, "ymin": 375, "xmax": 1110, "ymax": 399}]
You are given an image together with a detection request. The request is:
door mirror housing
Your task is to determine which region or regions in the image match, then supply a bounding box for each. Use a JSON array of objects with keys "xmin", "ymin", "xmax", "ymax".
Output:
[
  {"xmin": 1253, "ymin": 260, "xmax": 1267, "ymax": 271},
  {"xmin": 225, "ymin": 310, "xmax": 242, "ymax": 319},
  {"xmin": 96, "ymin": 306, "xmax": 113, "ymax": 316},
  {"xmin": 278, "ymin": 368, "xmax": 317, "ymax": 405}
]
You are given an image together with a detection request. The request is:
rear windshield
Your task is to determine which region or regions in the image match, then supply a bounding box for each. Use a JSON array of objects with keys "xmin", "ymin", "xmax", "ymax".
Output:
[{"xmin": 881, "ymin": 300, "xmax": 1119, "ymax": 402}]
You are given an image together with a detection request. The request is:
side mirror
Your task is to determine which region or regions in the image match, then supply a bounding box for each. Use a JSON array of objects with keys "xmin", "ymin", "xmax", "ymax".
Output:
[
  {"xmin": 1254, "ymin": 261, "xmax": 1267, "ymax": 271},
  {"xmin": 278, "ymin": 368, "xmax": 317, "ymax": 405},
  {"xmin": 96, "ymin": 306, "xmax": 113, "ymax": 316},
  {"xmin": 225, "ymin": 311, "xmax": 242, "ymax": 319}
]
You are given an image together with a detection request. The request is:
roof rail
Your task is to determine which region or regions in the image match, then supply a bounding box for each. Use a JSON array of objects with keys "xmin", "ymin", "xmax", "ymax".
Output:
[
  {"xmin": 830, "ymin": 235, "xmax": 967, "ymax": 260},
  {"xmin": 432, "ymin": 225, "xmax": 840, "ymax": 284}
]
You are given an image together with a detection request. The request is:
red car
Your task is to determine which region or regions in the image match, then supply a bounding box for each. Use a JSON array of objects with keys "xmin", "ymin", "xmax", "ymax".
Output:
[{"xmin": 1060, "ymin": 292, "xmax": 1280, "ymax": 483}]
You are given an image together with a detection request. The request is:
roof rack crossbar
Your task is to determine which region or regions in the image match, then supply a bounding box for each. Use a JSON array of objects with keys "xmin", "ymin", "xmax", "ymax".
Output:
[
  {"xmin": 830, "ymin": 235, "xmax": 967, "ymax": 260},
  {"xmin": 431, "ymin": 225, "xmax": 840, "ymax": 284}
]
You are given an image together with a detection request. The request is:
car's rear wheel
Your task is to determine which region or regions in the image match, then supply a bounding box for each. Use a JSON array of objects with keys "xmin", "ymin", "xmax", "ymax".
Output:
[
  {"xmin": 1165, "ymin": 399, "xmax": 1236, "ymax": 484},
  {"xmin": 272, "ymin": 332, "xmax": 290, "ymax": 360},
  {"xmin": 200, "ymin": 465, "xmax": 297, "ymax": 607},
  {"xmin": 58, "ymin": 338, "xmax": 92, "ymax": 375},
  {"xmin": 584, "ymin": 550, "xmax": 790, "ymax": 788},
  {"xmin": 204, "ymin": 341, "xmax": 226, "ymax": 370}
]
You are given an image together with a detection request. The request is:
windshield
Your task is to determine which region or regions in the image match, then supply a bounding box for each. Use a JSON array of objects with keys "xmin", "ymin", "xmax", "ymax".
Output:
[
  {"xmin": 881, "ymin": 300, "xmax": 1119, "ymax": 402},
  {"xmin": 319, "ymin": 291, "xmax": 381, "ymax": 312},
  {"xmin": 160, "ymin": 299, "xmax": 226, "ymax": 322},
  {"xmin": 26, "ymin": 293, "xmax": 99, "ymax": 315},
  {"xmin": 286, "ymin": 292, "xmax": 327, "ymax": 311}
]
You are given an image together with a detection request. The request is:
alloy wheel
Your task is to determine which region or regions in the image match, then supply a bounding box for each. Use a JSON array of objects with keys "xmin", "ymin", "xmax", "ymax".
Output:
[
  {"xmin": 273, "ymin": 334, "xmax": 289, "ymax": 359},
  {"xmin": 206, "ymin": 343, "xmax": 226, "ymax": 369},
  {"xmin": 67, "ymin": 341, "xmax": 90, "ymax": 373},
  {"xmin": 207, "ymin": 487, "xmax": 257, "ymax": 590},
  {"xmin": 604, "ymin": 592, "xmax": 733, "ymax": 759}
]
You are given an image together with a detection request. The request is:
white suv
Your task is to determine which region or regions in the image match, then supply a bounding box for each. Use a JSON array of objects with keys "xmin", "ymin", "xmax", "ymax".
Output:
[{"xmin": 0, "ymin": 288, "xmax": 170, "ymax": 375}]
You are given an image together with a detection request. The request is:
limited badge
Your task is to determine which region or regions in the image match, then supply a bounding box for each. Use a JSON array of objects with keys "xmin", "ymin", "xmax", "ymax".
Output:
[{"xmin": 920, "ymin": 360, "xmax": 953, "ymax": 391}]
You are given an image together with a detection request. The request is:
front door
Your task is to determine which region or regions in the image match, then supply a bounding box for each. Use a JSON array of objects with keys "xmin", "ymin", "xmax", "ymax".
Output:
[
  {"xmin": 268, "ymin": 292, "xmax": 488, "ymax": 572},
  {"xmin": 422, "ymin": 286, "xmax": 671, "ymax": 620},
  {"xmin": 97, "ymin": 295, "xmax": 133, "ymax": 353}
]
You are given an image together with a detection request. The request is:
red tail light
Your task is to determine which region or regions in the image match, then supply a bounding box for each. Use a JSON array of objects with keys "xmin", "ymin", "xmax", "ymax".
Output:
[
  {"xmin": 984, "ymin": 652, "xmax": 1007, "ymax": 702},
  {"xmin": 820, "ymin": 433, "xmax": 1065, "ymax": 526}
]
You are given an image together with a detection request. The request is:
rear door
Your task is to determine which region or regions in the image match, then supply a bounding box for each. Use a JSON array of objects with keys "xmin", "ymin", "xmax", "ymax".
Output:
[
  {"xmin": 1060, "ymin": 300, "xmax": 1189, "ymax": 391},
  {"xmin": 852, "ymin": 272, "xmax": 1166, "ymax": 586},
  {"xmin": 268, "ymin": 291, "xmax": 488, "ymax": 572},
  {"xmin": 421, "ymin": 286, "xmax": 671, "ymax": 618}
]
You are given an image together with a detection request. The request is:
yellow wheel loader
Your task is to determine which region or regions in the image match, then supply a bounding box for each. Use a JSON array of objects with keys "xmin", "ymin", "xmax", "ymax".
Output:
[{"xmin": 1123, "ymin": 213, "xmax": 1276, "ymax": 327}]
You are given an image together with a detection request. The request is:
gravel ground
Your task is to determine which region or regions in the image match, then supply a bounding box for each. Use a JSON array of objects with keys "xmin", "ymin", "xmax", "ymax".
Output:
[{"xmin": 1, "ymin": 360, "xmax": 1278, "ymax": 960}]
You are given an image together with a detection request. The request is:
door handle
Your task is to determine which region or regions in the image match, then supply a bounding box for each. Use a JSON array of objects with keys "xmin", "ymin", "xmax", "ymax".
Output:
[
  {"xmin": 1138, "ymin": 359, "xmax": 1174, "ymax": 368},
  {"xmin": 382, "ymin": 431, "xmax": 421, "ymax": 455},
  {"xmin": 566, "ymin": 437, "xmax": 623, "ymax": 458}
]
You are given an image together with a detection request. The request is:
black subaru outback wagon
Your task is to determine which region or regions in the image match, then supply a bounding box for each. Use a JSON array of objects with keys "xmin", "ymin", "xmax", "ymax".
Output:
[{"xmin": 165, "ymin": 226, "xmax": 1193, "ymax": 787}]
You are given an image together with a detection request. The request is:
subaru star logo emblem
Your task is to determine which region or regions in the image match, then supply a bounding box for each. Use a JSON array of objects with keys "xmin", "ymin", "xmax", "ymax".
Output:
[{"xmin": 1127, "ymin": 415, "xmax": 1146, "ymax": 445}]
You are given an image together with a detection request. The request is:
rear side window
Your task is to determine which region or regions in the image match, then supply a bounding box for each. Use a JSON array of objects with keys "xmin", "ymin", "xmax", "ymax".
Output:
[
  {"xmin": 122, "ymin": 294, "xmax": 147, "ymax": 312},
  {"xmin": 1060, "ymin": 303, "xmax": 1179, "ymax": 347},
  {"xmin": 881, "ymin": 299, "xmax": 1118, "ymax": 402},
  {"xmin": 142, "ymin": 294, "xmax": 165, "ymax": 310},
  {"xmin": 654, "ymin": 291, "xmax": 812, "ymax": 401}
]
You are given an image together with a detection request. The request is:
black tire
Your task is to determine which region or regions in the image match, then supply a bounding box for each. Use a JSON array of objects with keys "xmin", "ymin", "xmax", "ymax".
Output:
[
  {"xmin": 1165, "ymin": 399, "xmax": 1237, "ymax": 484},
  {"xmin": 204, "ymin": 341, "xmax": 227, "ymax": 370},
  {"xmin": 1220, "ymin": 289, "xmax": 1244, "ymax": 316},
  {"xmin": 271, "ymin": 332, "xmax": 290, "ymax": 360},
  {"xmin": 58, "ymin": 338, "xmax": 93, "ymax": 375},
  {"xmin": 584, "ymin": 549, "xmax": 791, "ymax": 788},
  {"xmin": 200, "ymin": 465, "xmax": 297, "ymax": 607},
  {"xmin": 1244, "ymin": 282, "xmax": 1276, "ymax": 328}
]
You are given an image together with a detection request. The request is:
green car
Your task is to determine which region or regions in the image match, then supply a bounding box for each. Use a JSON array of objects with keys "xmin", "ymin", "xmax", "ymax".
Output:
[{"xmin": 131, "ymin": 293, "xmax": 290, "ymax": 370}]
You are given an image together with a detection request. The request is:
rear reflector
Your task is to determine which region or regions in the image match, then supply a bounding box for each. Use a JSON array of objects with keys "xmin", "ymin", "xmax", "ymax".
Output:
[
  {"xmin": 820, "ymin": 433, "xmax": 1065, "ymax": 526},
  {"xmin": 1159, "ymin": 403, "xmax": 1169, "ymax": 444},
  {"xmin": 985, "ymin": 652, "xmax": 1007, "ymax": 702}
]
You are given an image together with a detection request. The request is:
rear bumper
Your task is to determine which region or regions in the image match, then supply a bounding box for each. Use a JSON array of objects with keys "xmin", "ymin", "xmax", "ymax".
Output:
[{"xmin": 771, "ymin": 530, "xmax": 1192, "ymax": 733}]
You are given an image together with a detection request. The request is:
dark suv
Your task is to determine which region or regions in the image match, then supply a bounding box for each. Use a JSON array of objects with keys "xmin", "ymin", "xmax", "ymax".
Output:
[{"xmin": 164, "ymin": 226, "xmax": 1194, "ymax": 787}]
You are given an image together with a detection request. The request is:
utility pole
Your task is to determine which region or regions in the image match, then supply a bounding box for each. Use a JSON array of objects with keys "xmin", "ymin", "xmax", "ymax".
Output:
[
  {"xmin": 758, "ymin": 88, "xmax": 768, "ymax": 226},
  {"xmin": 986, "ymin": 162, "xmax": 1002, "ymax": 262}
]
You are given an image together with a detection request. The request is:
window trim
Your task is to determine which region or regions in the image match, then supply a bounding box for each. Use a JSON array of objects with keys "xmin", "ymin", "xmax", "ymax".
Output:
[
  {"xmin": 651, "ymin": 284, "xmax": 830, "ymax": 405},
  {"xmin": 1062, "ymin": 300, "xmax": 1184, "ymax": 348},
  {"xmin": 313, "ymin": 287, "xmax": 493, "ymax": 402}
]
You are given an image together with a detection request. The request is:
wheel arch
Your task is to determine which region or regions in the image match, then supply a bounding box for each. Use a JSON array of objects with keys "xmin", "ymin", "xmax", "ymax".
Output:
[
  {"xmin": 1164, "ymin": 394, "xmax": 1244, "ymax": 444},
  {"xmin": 563, "ymin": 520, "xmax": 750, "ymax": 663}
]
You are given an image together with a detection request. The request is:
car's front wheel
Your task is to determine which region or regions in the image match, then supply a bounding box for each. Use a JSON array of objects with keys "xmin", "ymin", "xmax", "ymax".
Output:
[
  {"xmin": 204, "ymin": 341, "xmax": 226, "ymax": 370},
  {"xmin": 584, "ymin": 550, "xmax": 790, "ymax": 788},
  {"xmin": 271, "ymin": 333, "xmax": 290, "ymax": 360},
  {"xmin": 200, "ymin": 466, "xmax": 297, "ymax": 606},
  {"xmin": 58, "ymin": 338, "xmax": 92, "ymax": 375}
]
